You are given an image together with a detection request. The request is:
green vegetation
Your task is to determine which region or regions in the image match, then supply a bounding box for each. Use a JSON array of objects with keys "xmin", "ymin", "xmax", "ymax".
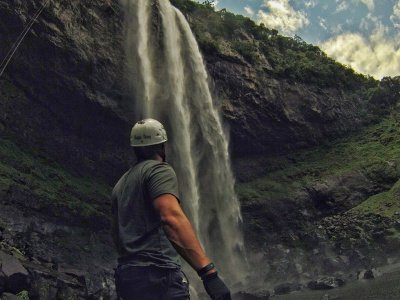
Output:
[
  {"xmin": 171, "ymin": 0, "xmax": 378, "ymax": 90},
  {"xmin": 17, "ymin": 291, "xmax": 30, "ymax": 300},
  {"xmin": 0, "ymin": 241, "xmax": 26, "ymax": 260},
  {"xmin": 365, "ymin": 76, "xmax": 400, "ymax": 119},
  {"xmin": 0, "ymin": 137, "xmax": 112, "ymax": 224},
  {"xmin": 353, "ymin": 179, "xmax": 400, "ymax": 217},
  {"xmin": 236, "ymin": 111, "xmax": 400, "ymax": 205}
]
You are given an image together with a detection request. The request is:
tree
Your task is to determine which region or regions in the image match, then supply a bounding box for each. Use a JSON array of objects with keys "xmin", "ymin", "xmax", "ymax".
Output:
[{"xmin": 202, "ymin": 0, "xmax": 215, "ymax": 10}]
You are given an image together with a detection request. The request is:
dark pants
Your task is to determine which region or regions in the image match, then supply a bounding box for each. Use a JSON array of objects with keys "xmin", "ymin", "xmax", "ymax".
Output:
[{"xmin": 114, "ymin": 265, "xmax": 190, "ymax": 300}]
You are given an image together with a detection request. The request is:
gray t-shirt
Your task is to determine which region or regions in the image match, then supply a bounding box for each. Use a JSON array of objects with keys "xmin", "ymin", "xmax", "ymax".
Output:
[{"xmin": 111, "ymin": 160, "xmax": 181, "ymax": 269}]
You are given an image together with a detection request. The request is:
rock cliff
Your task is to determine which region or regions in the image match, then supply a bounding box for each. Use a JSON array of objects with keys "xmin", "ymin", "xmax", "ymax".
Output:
[
  {"xmin": 0, "ymin": 0, "xmax": 131, "ymax": 185},
  {"xmin": 0, "ymin": 0, "xmax": 372, "ymax": 182},
  {"xmin": 206, "ymin": 57, "xmax": 365, "ymax": 157}
]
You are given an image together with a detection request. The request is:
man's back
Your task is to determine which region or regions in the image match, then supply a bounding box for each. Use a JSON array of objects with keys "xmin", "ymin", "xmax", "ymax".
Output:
[{"xmin": 112, "ymin": 159, "xmax": 180, "ymax": 269}]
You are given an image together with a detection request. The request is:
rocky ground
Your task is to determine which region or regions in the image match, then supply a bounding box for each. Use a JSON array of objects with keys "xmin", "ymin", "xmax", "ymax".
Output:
[
  {"xmin": 235, "ymin": 210, "xmax": 399, "ymax": 297},
  {"xmin": 274, "ymin": 263, "xmax": 400, "ymax": 300},
  {"xmin": 0, "ymin": 197, "xmax": 117, "ymax": 299},
  {"xmin": 1, "ymin": 210, "xmax": 399, "ymax": 299}
]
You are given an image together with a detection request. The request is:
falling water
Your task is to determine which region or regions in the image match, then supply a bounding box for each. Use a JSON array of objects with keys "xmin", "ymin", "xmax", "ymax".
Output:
[{"xmin": 123, "ymin": 0, "xmax": 247, "ymax": 290}]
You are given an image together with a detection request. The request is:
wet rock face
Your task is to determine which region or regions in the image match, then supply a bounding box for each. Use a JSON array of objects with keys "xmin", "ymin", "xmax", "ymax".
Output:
[
  {"xmin": 303, "ymin": 172, "xmax": 385, "ymax": 215},
  {"xmin": 206, "ymin": 59, "xmax": 366, "ymax": 157},
  {"xmin": 0, "ymin": 0, "xmax": 126, "ymax": 111},
  {"xmin": 0, "ymin": 0, "xmax": 133, "ymax": 184}
]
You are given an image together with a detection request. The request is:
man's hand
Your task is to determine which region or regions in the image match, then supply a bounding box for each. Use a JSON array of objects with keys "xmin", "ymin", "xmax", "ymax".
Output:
[{"xmin": 202, "ymin": 272, "xmax": 231, "ymax": 300}]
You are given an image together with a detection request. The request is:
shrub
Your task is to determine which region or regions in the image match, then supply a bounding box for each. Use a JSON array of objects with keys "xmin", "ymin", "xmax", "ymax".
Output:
[{"xmin": 232, "ymin": 40, "xmax": 257, "ymax": 63}]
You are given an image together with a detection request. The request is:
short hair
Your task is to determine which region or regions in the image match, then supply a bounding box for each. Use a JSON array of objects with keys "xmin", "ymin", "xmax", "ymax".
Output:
[{"xmin": 134, "ymin": 143, "xmax": 164, "ymax": 160}]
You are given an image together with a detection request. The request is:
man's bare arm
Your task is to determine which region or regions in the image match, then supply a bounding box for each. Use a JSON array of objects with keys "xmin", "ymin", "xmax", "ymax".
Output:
[
  {"xmin": 153, "ymin": 193, "xmax": 214, "ymax": 272},
  {"xmin": 154, "ymin": 193, "xmax": 231, "ymax": 299}
]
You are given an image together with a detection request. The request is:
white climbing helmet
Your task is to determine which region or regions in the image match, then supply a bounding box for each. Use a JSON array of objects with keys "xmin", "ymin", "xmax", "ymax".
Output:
[{"xmin": 130, "ymin": 118, "xmax": 168, "ymax": 147}]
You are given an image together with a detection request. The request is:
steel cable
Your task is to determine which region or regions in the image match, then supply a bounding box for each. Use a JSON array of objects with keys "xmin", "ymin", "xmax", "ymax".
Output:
[{"xmin": 0, "ymin": 0, "xmax": 50, "ymax": 78}]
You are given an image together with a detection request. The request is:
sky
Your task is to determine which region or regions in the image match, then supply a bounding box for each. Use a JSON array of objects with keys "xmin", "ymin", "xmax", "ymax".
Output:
[{"xmin": 203, "ymin": 0, "xmax": 400, "ymax": 79}]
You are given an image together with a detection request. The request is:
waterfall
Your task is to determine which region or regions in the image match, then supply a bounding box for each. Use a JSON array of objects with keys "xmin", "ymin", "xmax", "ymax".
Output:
[{"xmin": 123, "ymin": 0, "xmax": 247, "ymax": 289}]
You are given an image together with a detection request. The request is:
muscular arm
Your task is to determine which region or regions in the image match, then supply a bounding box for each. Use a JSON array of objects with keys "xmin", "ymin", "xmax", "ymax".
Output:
[{"xmin": 153, "ymin": 193, "xmax": 213, "ymax": 271}]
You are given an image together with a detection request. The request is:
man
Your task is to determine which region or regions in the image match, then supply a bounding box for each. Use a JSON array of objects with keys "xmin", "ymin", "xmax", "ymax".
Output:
[{"xmin": 112, "ymin": 118, "xmax": 231, "ymax": 300}]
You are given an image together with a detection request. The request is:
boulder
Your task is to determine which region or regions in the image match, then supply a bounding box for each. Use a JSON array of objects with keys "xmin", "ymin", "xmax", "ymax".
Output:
[
  {"xmin": 322, "ymin": 257, "xmax": 342, "ymax": 273},
  {"xmin": 357, "ymin": 268, "xmax": 381, "ymax": 280},
  {"xmin": 0, "ymin": 270, "xmax": 6, "ymax": 294},
  {"xmin": 308, "ymin": 277, "xmax": 345, "ymax": 290},
  {"xmin": 363, "ymin": 269, "xmax": 374, "ymax": 279},
  {"xmin": 371, "ymin": 230, "xmax": 385, "ymax": 240},
  {"xmin": 232, "ymin": 291, "xmax": 270, "ymax": 300},
  {"xmin": 1, "ymin": 292, "xmax": 23, "ymax": 300},
  {"xmin": 394, "ymin": 220, "xmax": 400, "ymax": 230},
  {"xmin": 0, "ymin": 251, "xmax": 29, "ymax": 294},
  {"xmin": 58, "ymin": 267, "xmax": 87, "ymax": 286},
  {"xmin": 273, "ymin": 282, "xmax": 302, "ymax": 295}
]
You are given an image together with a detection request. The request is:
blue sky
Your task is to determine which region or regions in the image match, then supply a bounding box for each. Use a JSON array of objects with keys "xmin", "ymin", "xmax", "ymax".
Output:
[{"xmin": 200, "ymin": 0, "xmax": 400, "ymax": 79}]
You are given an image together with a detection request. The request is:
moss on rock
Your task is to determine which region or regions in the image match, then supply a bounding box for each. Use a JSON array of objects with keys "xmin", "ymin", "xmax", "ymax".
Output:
[
  {"xmin": 0, "ymin": 138, "xmax": 112, "ymax": 227},
  {"xmin": 353, "ymin": 179, "xmax": 400, "ymax": 218}
]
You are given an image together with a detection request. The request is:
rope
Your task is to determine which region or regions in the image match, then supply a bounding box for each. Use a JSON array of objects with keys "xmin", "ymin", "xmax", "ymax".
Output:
[{"xmin": 0, "ymin": 0, "xmax": 50, "ymax": 78}]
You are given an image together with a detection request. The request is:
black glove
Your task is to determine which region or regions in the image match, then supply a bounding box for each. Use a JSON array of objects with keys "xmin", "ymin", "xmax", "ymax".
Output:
[{"xmin": 202, "ymin": 272, "xmax": 231, "ymax": 300}]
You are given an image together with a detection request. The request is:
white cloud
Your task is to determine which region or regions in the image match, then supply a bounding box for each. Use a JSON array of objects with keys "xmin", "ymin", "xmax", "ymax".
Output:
[
  {"xmin": 206, "ymin": 0, "xmax": 219, "ymax": 7},
  {"xmin": 256, "ymin": 0, "xmax": 309, "ymax": 35},
  {"xmin": 330, "ymin": 23, "xmax": 344, "ymax": 34},
  {"xmin": 244, "ymin": 6, "xmax": 254, "ymax": 16},
  {"xmin": 360, "ymin": 0, "xmax": 375, "ymax": 11},
  {"xmin": 336, "ymin": 0, "xmax": 374, "ymax": 13},
  {"xmin": 390, "ymin": 1, "xmax": 400, "ymax": 28},
  {"xmin": 335, "ymin": 1, "xmax": 349, "ymax": 13},
  {"xmin": 359, "ymin": 12, "xmax": 375, "ymax": 31},
  {"xmin": 318, "ymin": 17, "xmax": 328, "ymax": 31},
  {"xmin": 321, "ymin": 24, "xmax": 400, "ymax": 79},
  {"xmin": 305, "ymin": 0, "xmax": 317, "ymax": 8}
]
